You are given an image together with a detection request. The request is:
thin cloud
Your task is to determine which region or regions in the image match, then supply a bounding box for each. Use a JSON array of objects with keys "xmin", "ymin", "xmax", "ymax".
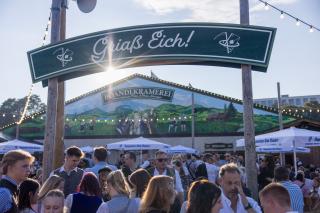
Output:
[{"xmin": 134, "ymin": 0, "xmax": 298, "ymax": 23}]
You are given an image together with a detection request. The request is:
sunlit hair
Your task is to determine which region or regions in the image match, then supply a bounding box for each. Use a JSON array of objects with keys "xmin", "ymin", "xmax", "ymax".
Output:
[
  {"xmin": 79, "ymin": 172, "xmax": 101, "ymax": 196},
  {"xmin": 38, "ymin": 175, "xmax": 64, "ymax": 200},
  {"xmin": 93, "ymin": 146, "xmax": 108, "ymax": 162},
  {"xmin": 259, "ymin": 183, "xmax": 291, "ymax": 208},
  {"xmin": 186, "ymin": 180, "xmax": 221, "ymax": 213},
  {"xmin": 128, "ymin": 169, "xmax": 151, "ymax": 198},
  {"xmin": 139, "ymin": 175, "xmax": 175, "ymax": 213},
  {"xmin": 66, "ymin": 146, "xmax": 84, "ymax": 158},
  {"xmin": 43, "ymin": 189, "xmax": 65, "ymax": 212},
  {"xmin": 107, "ymin": 170, "xmax": 129, "ymax": 196},
  {"xmin": 1, "ymin": 149, "xmax": 34, "ymax": 174},
  {"xmin": 219, "ymin": 163, "xmax": 240, "ymax": 178},
  {"xmin": 155, "ymin": 150, "xmax": 167, "ymax": 158}
]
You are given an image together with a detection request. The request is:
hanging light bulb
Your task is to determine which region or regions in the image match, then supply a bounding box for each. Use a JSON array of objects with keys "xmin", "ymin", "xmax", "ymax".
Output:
[
  {"xmin": 309, "ymin": 26, "xmax": 314, "ymax": 33},
  {"xmin": 296, "ymin": 19, "xmax": 300, "ymax": 26},
  {"xmin": 280, "ymin": 11, "xmax": 284, "ymax": 19},
  {"xmin": 264, "ymin": 2, "xmax": 269, "ymax": 10}
]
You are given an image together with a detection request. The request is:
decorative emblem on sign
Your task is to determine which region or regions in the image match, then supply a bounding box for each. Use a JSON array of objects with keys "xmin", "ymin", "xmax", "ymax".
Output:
[
  {"xmin": 53, "ymin": 47, "xmax": 74, "ymax": 67},
  {"xmin": 214, "ymin": 32, "xmax": 240, "ymax": 54}
]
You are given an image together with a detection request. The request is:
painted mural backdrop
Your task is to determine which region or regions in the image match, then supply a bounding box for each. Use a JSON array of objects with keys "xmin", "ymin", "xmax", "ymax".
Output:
[{"xmin": 3, "ymin": 77, "xmax": 295, "ymax": 139}]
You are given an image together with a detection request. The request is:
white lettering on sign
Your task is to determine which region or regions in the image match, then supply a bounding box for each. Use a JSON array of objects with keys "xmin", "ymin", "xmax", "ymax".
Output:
[
  {"xmin": 91, "ymin": 35, "xmax": 143, "ymax": 63},
  {"xmin": 91, "ymin": 30, "xmax": 195, "ymax": 64},
  {"xmin": 148, "ymin": 30, "xmax": 195, "ymax": 49}
]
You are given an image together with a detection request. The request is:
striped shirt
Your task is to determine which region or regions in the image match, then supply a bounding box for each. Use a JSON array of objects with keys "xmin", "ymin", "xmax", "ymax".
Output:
[{"xmin": 280, "ymin": 181, "xmax": 304, "ymax": 213}]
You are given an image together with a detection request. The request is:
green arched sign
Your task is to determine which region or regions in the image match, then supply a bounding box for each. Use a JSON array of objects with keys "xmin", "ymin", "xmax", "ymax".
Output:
[{"xmin": 27, "ymin": 23, "xmax": 276, "ymax": 84}]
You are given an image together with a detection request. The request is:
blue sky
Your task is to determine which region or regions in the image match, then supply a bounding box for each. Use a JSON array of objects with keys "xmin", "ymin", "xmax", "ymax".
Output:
[{"xmin": 0, "ymin": 0, "xmax": 319, "ymax": 105}]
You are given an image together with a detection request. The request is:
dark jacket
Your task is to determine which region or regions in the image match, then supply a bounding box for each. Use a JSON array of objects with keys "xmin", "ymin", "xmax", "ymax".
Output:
[
  {"xmin": 0, "ymin": 178, "xmax": 18, "ymax": 213},
  {"xmin": 53, "ymin": 167, "xmax": 84, "ymax": 197},
  {"xmin": 195, "ymin": 163, "xmax": 208, "ymax": 179}
]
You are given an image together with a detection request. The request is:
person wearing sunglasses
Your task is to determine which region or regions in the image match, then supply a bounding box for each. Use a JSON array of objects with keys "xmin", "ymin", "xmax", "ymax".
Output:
[{"xmin": 146, "ymin": 150, "xmax": 184, "ymax": 205}]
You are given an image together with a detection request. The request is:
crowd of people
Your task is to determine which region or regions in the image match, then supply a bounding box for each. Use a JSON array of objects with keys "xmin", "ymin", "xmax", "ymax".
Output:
[{"xmin": 0, "ymin": 146, "xmax": 320, "ymax": 213}]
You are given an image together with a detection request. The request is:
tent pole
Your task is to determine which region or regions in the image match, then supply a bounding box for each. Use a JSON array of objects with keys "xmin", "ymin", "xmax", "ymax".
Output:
[{"xmin": 293, "ymin": 140, "xmax": 297, "ymax": 175}]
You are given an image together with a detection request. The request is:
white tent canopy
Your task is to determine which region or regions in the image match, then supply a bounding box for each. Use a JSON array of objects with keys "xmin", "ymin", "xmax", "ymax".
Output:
[
  {"xmin": 236, "ymin": 127, "xmax": 320, "ymax": 148},
  {"xmin": 236, "ymin": 127, "xmax": 320, "ymax": 174},
  {"xmin": 106, "ymin": 137, "xmax": 171, "ymax": 151},
  {"xmin": 0, "ymin": 139, "xmax": 43, "ymax": 154},
  {"xmin": 80, "ymin": 146, "xmax": 94, "ymax": 153},
  {"xmin": 165, "ymin": 145, "xmax": 197, "ymax": 154},
  {"xmin": 256, "ymin": 146, "xmax": 310, "ymax": 153}
]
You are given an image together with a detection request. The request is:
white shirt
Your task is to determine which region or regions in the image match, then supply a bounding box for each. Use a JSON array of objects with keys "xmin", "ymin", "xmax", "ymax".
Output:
[
  {"xmin": 219, "ymin": 191, "xmax": 262, "ymax": 213},
  {"xmin": 153, "ymin": 168, "xmax": 184, "ymax": 193},
  {"xmin": 182, "ymin": 165, "xmax": 190, "ymax": 176},
  {"xmin": 139, "ymin": 160, "xmax": 150, "ymax": 169},
  {"xmin": 205, "ymin": 162, "xmax": 219, "ymax": 183},
  {"xmin": 49, "ymin": 166, "xmax": 79, "ymax": 176}
]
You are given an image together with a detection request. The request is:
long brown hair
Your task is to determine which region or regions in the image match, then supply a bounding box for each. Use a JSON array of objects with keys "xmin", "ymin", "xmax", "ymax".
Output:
[
  {"xmin": 79, "ymin": 172, "xmax": 102, "ymax": 196},
  {"xmin": 139, "ymin": 175, "xmax": 175, "ymax": 213},
  {"xmin": 186, "ymin": 180, "xmax": 221, "ymax": 213},
  {"xmin": 129, "ymin": 169, "xmax": 151, "ymax": 198}
]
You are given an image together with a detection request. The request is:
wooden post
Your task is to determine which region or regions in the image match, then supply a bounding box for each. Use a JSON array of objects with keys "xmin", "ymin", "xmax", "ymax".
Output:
[
  {"xmin": 53, "ymin": 0, "xmax": 67, "ymax": 169},
  {"xmin": 191, "ymin": 92, "xmax": 195, "ymax": 148},
  {"xmin": 240, "ymin": 0, "xmax": 259, "ymax": 200},
  {"xmin": 42, "ymin": 0, "xmax": 62, "ymax": 181},
  {"xmin": 277, "ymin": 82, "xmax": 285, "ymax": 165},
  {"xmin": 15, "ymin": 124, "xmax": 20, "ymax": 139}
]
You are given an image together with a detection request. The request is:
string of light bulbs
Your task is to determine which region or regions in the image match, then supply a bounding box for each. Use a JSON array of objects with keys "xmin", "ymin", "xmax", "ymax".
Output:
[
  {"xmin": 258, "ymin": 0, "xmax": 319, "ymax": 33},
  {"xmin": 2, "ymin": 104, "xmax": 320, "ymax": 130},
  {"xmin": 16, "ymin": 85, "xmax": 34, "ymax": 125},
  {"xmin": 0, "ymin": 12, "xmax": 51, "ymax": 130},
  {"xmin": 42, "ymin": 12, "xmax": 51, "ymax": 46}
]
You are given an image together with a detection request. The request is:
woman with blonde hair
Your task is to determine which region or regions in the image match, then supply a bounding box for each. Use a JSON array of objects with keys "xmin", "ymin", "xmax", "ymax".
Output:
[
  {"xmin": 36, "ymin": 175, "xmax": 65, "ymax": 212},
  {"xmin": 42, "ymin": 189, "xmax": 65, "ymax": 213},
  {"xmin": 97, "ymin": 170, "xmax": 139, "ymax": 213},
  {"xmin": 139, "ymin": 175, "xmax": 176, "ymax": 213}
]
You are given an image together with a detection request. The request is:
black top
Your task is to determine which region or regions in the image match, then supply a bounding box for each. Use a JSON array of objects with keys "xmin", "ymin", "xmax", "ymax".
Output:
[
  {"xmin": 258, "ymin": 166, "xmax": 274, "ymax": 190},
  {"xmin": 146, "ymin": 210, "xmax": 167, "ymax": 213},
  {"xmin": 195, "ymin": 163, "xmax": 208, "ymax": 179}
]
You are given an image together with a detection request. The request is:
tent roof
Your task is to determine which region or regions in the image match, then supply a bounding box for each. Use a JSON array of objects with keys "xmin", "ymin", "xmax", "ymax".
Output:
[
  {"xmin": 107, "ymin": 137, "xmax": 171, "ymax": 150},
  {"xmin": 237, "ymin": 127, "xmax": 320, "ymax": 147},
  {"xmin": 1, "ymin": 73, "xmax": 296, "ymax": 131}
]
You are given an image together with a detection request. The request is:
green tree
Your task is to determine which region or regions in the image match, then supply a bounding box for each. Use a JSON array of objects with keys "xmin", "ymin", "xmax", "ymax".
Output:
[{"xmin": 0, "ymin": 94, "xmax": 46, "ymax": 126}]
